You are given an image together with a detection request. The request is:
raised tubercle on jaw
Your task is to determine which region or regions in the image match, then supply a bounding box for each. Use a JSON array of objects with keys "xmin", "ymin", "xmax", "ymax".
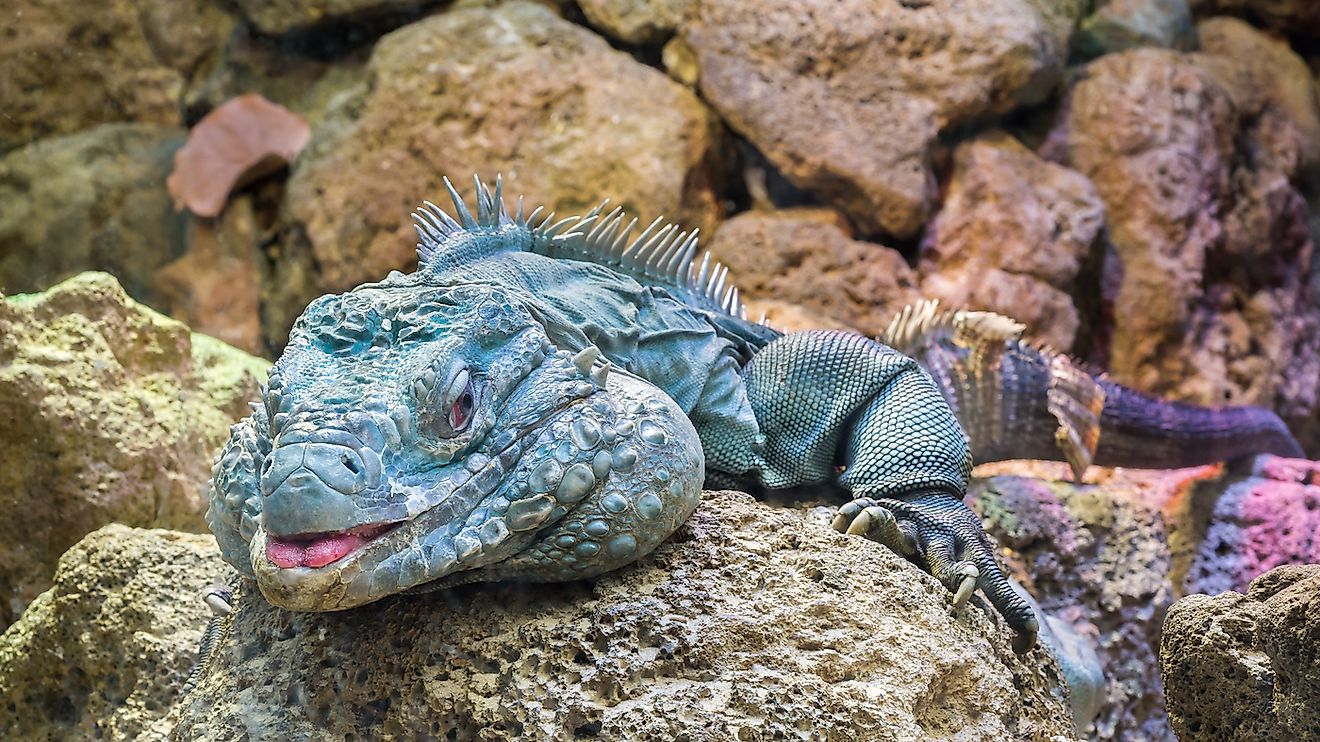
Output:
[{"xmin": 265, "ymin": 522, "xmax": 397, "ymax": 569}]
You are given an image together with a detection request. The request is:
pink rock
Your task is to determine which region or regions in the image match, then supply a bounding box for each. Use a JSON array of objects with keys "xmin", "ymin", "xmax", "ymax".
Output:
[{"xmin": 1186, "ymin": 455, "xmax": 1320, "ymax": 595}]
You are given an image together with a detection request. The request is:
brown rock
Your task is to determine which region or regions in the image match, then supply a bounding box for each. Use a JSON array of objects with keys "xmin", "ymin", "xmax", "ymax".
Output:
[
  {"xmin": 1052, "ymin": 47, "xmax": 1320, "ymax": 434},
  {"xmin": 919, "ymin": 133, "xmax": 1105, "ymax": 350},
  {"xmin": 155, "ymin": 197, "xmax": 266, "ymax": 355},
  {"xmin": 1160, "ymin": 564, "xmax": 1320, "ymax": 741},
  {"xmin": 0, "ymin": 0, "xmax": 232, "ymax": 151},
  {"xmin": 0, "ymin": 525, "xmax": 220, "ymax": 742},
  {"xmin": 272, "ymin": 1, "xmax": 721, "ymax": 349},
  {"xmin": 171, "ymin": 491, "xmax": 1074, "ymax": 740},
  {"xmin": 705, "ymin": 208, "xmax": 920, "ymax": 337},
  {"xmin": 1191, "ymin": 0, "xmax": 1320, "ymax": 38},
  {"xmin": 0, "ymin": 272, "xmax": 268, "ymax": 629},
  {"xmin": 1194, "ymin": 17, "xmax": 1320, "ymax": 173},
  {"xmin": 0, "ymin": 124, "xmax": 189, "ymax": 305},
  {"xmin": 579, "ymin": 0, "xmax": 689, "ymax": 44},
  {"xmin": 684, "ymin": 0, "xmax": 1082, "ymax": 239}
]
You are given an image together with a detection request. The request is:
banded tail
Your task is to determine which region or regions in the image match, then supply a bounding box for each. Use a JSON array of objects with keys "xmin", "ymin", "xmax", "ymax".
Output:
[{"xmin": 881, "ymin": 301, "xmax": 1304, "ymax": 478}]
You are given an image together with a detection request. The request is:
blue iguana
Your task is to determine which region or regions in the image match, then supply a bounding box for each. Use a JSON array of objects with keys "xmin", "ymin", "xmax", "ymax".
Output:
[{"xmin": 206, "ymin": 177, "xmax": 1302, "ymax": 656}]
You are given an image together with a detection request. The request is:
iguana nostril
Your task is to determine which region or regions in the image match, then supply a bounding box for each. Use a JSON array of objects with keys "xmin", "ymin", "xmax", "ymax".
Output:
[{"xmin": 341, "ymin": 453, "xmax": 361, "ymax": 474}]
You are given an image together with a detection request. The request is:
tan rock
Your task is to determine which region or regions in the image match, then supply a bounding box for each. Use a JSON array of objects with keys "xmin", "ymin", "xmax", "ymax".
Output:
[
  {"xmin": 272, "ymin": 1, "xmax": 721, "ymax": 349},
  {"xmin": 171, "ymin": 491, "xmax": 1074, "ymax": 740},
  {"xmin": 1194, "ymin": 16, "xmax": 1320, "ymax": 173},
  {"xmin": 1052, "ymin": 47, "xmax": 1320, "ymax": 434},
  {"xmin": 231, "ymin": 0, "xmax": 429, "ymax": 35},
  {"xmin": 0, "ymin": 272, "xmax": 268, "ymax": 629},
  {"xmin": 579, "ymin": 0, "xmax": 689, "ymax": 44},
  {"xmin": 1161, "ymin": 564, "xmax": 1320, "ymax": 741},
  {"xmin": 0, "ymin": 0, "xmax": 232, "ymax": 150},
  {"xmin": 705, "ymin": 208, "xmax": 920, "ymax": 338},
  {"xmin": 919, "ymin": 133, "xmax": 1105, "ymax": 350},
  {"xmin": 0, "ymin": 525, "xmax": 220, "ymax": 742},
  {"xmin": 683, "ymin": 0, "xmax": 1082, "ymax": 238}
]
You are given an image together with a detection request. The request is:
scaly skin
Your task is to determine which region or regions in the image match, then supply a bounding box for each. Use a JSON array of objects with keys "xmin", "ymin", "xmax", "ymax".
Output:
[{"xmin": 208, "ymin": 177, "xmax": 1041, "ymax": 650}]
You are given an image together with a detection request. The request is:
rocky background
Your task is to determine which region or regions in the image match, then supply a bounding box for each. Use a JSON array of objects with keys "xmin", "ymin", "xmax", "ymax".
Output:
[{"xmin": 2, "ymin": 0, "xmax": 1320, "ymax": 740}]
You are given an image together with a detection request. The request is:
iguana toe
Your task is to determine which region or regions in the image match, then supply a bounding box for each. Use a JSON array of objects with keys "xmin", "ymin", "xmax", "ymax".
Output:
[{"xmin": 834, "ymin": 493, "xmax": 1039, "ymax": 653}]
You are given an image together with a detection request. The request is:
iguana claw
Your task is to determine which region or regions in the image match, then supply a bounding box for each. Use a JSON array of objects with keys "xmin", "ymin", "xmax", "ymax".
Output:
[{"xmin": 833, "ymin": 493, "xmax": 1038, "ymax": 653}]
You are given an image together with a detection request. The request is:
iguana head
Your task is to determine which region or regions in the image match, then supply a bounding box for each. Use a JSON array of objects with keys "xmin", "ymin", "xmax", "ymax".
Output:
[{"xmin": 217, "ymin": 277, "xmax": 620, "ymax": 610}]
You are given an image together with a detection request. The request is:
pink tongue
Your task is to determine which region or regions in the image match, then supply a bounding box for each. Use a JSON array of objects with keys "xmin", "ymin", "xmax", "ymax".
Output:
[{"xmin": 266, "ymin": 532, "xmax": 368, "ymax": 569}]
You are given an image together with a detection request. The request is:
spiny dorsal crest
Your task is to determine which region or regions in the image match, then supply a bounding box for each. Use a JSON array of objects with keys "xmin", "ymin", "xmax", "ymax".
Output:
[
  {"xmin": 879, "ymin": 299, "xmax": 1027, "ymax": 358},
  {"xmin": 411, "ymin": 175, "xmax": 749, "ymax": 320}
]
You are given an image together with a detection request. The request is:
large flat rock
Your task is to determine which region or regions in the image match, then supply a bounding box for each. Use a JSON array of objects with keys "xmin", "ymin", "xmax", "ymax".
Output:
[{"xmin": 171, "ymin": 491, "xmax": 1074, "ymax": 740}]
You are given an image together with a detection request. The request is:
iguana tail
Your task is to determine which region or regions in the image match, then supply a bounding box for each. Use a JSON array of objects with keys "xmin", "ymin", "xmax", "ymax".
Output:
[
  {"xmin": 881, "ymin": 301, "xmax": 1304, "ymax": 478},
  {"xmin": 1092, "ymin": 380, "xmax": 1302, "ymax": 469}
]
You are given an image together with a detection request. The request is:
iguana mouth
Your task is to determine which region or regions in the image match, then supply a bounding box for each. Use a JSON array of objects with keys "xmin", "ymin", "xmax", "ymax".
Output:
[{"xmin": 266, "ymin": 521, "xmax": 403, "ymax": 569}]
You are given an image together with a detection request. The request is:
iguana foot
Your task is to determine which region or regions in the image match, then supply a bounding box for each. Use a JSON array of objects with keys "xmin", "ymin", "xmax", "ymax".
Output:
[{"xmin": 833, "ymin": 493, "xmax": 1039, "ymax": 654}]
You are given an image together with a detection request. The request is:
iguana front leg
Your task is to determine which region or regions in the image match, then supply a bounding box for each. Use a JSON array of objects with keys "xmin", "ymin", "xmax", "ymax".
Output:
[{"xmin": 735, "ymin": 330, "xmax": 1039, "ymax": 651}]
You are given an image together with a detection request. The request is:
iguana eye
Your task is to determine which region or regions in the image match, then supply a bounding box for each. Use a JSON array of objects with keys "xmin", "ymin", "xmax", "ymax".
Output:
[
  {"xmin": 441, "ymin": 367, "xmax": 474, "ymax": 436},
  {"xmin": 449, "ymin": 388, "xmax": 474, "ymax": 432}
]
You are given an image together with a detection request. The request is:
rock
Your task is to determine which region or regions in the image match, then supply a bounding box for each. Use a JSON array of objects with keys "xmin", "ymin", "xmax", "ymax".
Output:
[
  {"xmin": 1074, "ymin": 0, "xmax": 1193, "ymax": 58},
  {"xmin": 0, "ymin": 124, "xmax": 189, "ymax": 305},
  {"xmin": 1160, "ymin": 564, "xmax": 1320, "ymax": 741},
  {"xmin": 968, "ymin": 461, "xmax": 1225, "ymax": 740},
  {"xmin": 704, "ymin": 209, "xmax": 920, "ymax": 338},
  {"xmin": 0, "ymin": 525, "xmax": 220, "ymax": 742},
  {"xmin": 0, "ymin": 0, "xmax": 232, "ymax": 151},
  {"xmin": 231, "ymin": 0, "xmax": 429, "ymax": 36},
  {"xmin": 1191, "ymin": 0, "xmax": 1320, "ymax": 39},
  {"xmin": 1184, "ymin": 456, "xmax": 1320, "ymax": 595},
  {"xmin": 272, "ymin": 1, "xmax": 721, "ymax": 350},
  {"xmin": 1194, "ymin": 17, "xmax": 1320, "ymax": 172},
  {"xmin": 1050, "ymin": 47, "xmax": 1320, "ymax": 442},
  {"xmin": 919, "ymin": 133, "xmax": 1105, "ymax": 351},
  {"xmin": 683, "ymin": 0, "xmax": 1082, "ymax": 239},
  {"xmin": 154, "ymin": 197, "xmax": 266, "ymax": 356},
  {"xmin": 579, "ymin": 0, "xmax": 689, "ymax": 44},
  {"xmin": 182, "ymin": 24, "xmax": 369, "ymax": 131},
  {"xmin": 171, "ymin": 491, "xmax": 1074, "ymax": 739},
  {"xmin": 0, "ymin": 272, "xmax": 268, "ymax": 629}
]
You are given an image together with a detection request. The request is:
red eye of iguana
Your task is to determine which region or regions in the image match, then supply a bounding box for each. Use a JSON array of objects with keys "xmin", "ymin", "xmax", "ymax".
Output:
[{"xmin": 449, "ymin": 390, "xmax": 474, "ymax": 432}]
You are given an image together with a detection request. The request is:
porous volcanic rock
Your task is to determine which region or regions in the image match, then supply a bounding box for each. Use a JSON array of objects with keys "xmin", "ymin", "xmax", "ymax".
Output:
[
  {"xmin": 1050, "ymin": 46, "xmax": 1320, "ymax": 444},
  {"xmin": 1184, "ymin": 456, "xmax": 1320, "ymax": 595},
  {"xmin": 0, "ymin": 272, "xmax": 268, "ymax": 628},
  {"xmin": 968, "ymin": 461, "xmax": 1225, "ymax": 740},
  {"xmin": 578, "ymin": 0, "xmax": 689, "ymax": 44},
  {"xmin": 0, "ymin": 124, "xmax": 189, "ymax": 304},
  {"xmin": 171, "ymin": 491, "xmax": 1075, "ymax": 740},
  {"xmin": 0, "ymin": 0, "xmax": 232, "ymax": 151},
  {"xmin": 1194, "ymin": 16, "xmax": 1320, "ymax": 172},
  {"xmin": 683, "ymin": 0, "xmax": 1082, "ymax": 238},
  {"xmin": 919, "ymin": 133, "xmax": 1105, "ymax": 351},
  {"xmin": 272, "ymin": 0, "xmax": 721, "ymax": 349},
  {"xmin": 705, "ymin": 208, "xmax": 920, "ymax": 338},
  {"xmin": 1161, "ymin": 564, "xmax": 1320, "ymax": 741},
  {"xmin": 0, "ymin": 525, "xmax": 220, "ymax": 742}
]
